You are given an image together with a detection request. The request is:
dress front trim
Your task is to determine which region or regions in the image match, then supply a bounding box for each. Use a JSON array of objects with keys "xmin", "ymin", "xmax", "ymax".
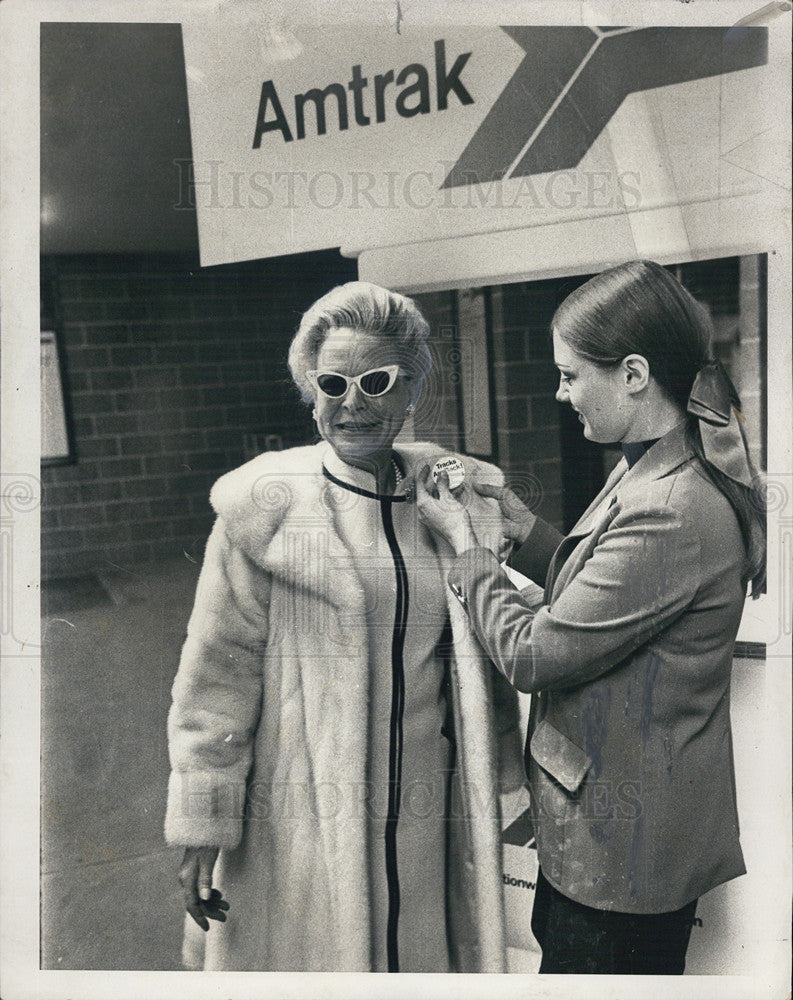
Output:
[{"xmin": 322, "ymin": 460, "xmax": 411, "ymax": 971}]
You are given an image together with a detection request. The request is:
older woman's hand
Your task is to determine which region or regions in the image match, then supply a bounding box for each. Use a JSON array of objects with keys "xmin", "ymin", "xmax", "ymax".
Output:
[
  {"xmin": 415, "ymin": 464, "xmax": 475, "ymax": 554},
  {"xmin": 179, "ymin": 846, "xmax": 229, "ymax": 931}
]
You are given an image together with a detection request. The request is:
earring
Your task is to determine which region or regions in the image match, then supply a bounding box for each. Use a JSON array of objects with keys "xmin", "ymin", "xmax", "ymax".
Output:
[
  {"xmin": 406, "ymin": 403, "xmax": 415, "ymax": 415},
  {"xmin": 312, "ymin": 408, "xmax": 318, "ymax": 421}
]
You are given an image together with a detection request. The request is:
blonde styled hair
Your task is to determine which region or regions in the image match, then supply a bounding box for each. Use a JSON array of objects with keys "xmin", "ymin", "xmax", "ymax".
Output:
[{"xmin": 288, "ymin": 281, "xmax": 432, "ymax": 403}]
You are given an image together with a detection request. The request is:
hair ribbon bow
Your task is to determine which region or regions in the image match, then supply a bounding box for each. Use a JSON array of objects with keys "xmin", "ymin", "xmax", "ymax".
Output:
[{"xmin": 687, "ymin": 360, "xmax": 753, "ymax": 487}]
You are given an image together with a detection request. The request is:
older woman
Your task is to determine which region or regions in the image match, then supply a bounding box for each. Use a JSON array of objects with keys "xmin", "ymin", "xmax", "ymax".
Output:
[
  {"xmin": 164, "ymin": 281, "xmax": 523, "ymax": 972},
  {"xmin": 417, "ymin": 261, "xmax": 765, "ymax": 975}
]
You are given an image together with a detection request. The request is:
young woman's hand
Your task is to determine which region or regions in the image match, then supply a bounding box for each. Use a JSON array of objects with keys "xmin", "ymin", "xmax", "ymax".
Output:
[
  {"xmin": 471, "ymin": 476, "xmax": 537, "ymax": 547},
  {"xmin": 178, "ymin": 846, "xmax": 229, "ymax": 931}
]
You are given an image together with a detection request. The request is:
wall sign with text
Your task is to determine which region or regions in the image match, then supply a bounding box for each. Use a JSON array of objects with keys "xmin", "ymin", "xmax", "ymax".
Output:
[{"xmin": 181, "ymin": 17, "xmax": 778, "ymax": 267}]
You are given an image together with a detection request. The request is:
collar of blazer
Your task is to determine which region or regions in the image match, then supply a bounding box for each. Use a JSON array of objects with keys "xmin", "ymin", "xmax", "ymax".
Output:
[{"xmin": 208, "ymin": 440, "xmax": 503, "ymax": 606}]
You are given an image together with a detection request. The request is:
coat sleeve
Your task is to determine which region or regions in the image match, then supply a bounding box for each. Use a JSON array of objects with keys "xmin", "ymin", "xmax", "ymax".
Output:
[
  {"xmin": 507, "ymin": 515, "xmax": 565, "ymax": 586},
  {"xmin": 164, "ymin": 518, "xmax": 271, "ymax": 848},
  {"xmin": 447, "ymin": 503, "xmax": 702, "ymax": 694}
]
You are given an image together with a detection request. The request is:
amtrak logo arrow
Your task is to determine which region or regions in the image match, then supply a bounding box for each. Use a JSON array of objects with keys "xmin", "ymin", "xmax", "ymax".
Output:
[
  {"xmin": 502, "ymin": 807, "xmax": 536, "ymax": 848},
  {"xmin": 443, "ymin": 25, "xmax": 768, "ymax": 188}
]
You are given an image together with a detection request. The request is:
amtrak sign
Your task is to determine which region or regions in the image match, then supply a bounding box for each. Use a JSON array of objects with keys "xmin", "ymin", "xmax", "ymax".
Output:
[{"xmin": 181, "ymin": 15, "xmax": 775, "ymax": 269}]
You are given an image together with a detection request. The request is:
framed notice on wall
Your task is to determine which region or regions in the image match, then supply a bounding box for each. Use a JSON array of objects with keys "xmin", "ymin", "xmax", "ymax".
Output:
[{"xmin": 40, "ymin": 329, "xmax": 72, "ymax": 465}]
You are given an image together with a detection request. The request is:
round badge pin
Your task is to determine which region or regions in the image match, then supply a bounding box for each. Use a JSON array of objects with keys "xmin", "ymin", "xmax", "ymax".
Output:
[{"xmin": 431, "ymin": 456, "xmax": 466, "ymax": 491}]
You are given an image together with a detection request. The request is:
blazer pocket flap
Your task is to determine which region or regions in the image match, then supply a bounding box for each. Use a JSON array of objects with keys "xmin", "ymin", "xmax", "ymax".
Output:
[{"xmin": 530, "ymin": 719, "xmax": 591, "ymax": 794}]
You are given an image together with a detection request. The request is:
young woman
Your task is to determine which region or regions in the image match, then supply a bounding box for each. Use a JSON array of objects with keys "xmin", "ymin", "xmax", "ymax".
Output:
[
  {"xmin": 164, "ymin": 281, "xmax": 523, "ymax": 972},
  {"xmin": 416, "ymin": 260, "xmax": 765, "ymax": 975}
]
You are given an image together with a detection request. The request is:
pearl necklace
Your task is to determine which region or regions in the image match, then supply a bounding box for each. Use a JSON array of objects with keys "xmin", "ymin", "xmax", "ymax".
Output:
[{"xmin": 391, "ymin": 456, "xmax": 403, "ymax": 492}]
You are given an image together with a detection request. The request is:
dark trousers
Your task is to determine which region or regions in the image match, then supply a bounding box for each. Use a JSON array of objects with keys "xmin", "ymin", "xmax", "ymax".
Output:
[{"xmin": 531, "ymin": 868, "xmax": 698, "ymax": 975}]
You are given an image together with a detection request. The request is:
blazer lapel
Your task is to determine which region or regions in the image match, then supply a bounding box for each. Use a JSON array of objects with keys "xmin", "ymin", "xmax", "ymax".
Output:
[
  {"xmin": 543, "ymin": 458, "xmax": 627, "ymax": 601},
  {"xmin": 548, "ymin": 498, "xmax": 621, "ymax": 601},
  {"xmin": 572, "ymin": 457, "xmax": 628, "ymax": 533}
]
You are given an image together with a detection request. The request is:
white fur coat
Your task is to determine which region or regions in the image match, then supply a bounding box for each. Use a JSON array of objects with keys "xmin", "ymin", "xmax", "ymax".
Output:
[{"xmin": 165, "ymin": 441, "xmax": 523, "ymax": 971}]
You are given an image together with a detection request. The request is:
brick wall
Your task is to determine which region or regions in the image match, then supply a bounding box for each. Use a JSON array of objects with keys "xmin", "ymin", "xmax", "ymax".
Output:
[
  {"xmin": 410, "ymin": 290, "xmax": 462, "ymax": 451},
  {"xmin": 489, "ymin": 280, "xmax": 565, "ymax": 528},
  {"xmin": 41, "ymin": 252, "xmax": 357, "ymax": 578}
]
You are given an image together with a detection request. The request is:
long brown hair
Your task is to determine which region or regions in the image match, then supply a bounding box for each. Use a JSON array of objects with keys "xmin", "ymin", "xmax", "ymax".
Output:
[{"xmin": 552, "ymin": 260, "xmax": 765, "ymax": 595}]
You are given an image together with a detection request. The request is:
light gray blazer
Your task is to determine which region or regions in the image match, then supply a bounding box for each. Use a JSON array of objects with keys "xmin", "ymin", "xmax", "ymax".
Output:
[{"xmin": 449, "ymin": 422, "xmax": 748, "ymax": 913}]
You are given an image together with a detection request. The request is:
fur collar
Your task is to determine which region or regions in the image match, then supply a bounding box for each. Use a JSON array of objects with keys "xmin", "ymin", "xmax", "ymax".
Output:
[{"xmin": 209, "ymin": 440, "xmax": 503, "ymax": 606}]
